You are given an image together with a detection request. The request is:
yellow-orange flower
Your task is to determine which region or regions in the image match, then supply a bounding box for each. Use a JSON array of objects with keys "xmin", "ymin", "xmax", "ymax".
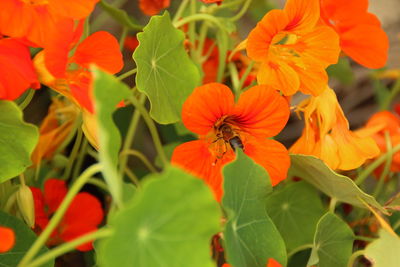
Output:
[
  {"xmin": 290, "ymin": 87, "xmax": 380, "ymax": 170},
  {"xmin": 246, "ymin": 0, "xmax": 340, "ymax": 96},
  {"xmin": 172, "ymin": 83, "xmax": 290, "ymax": 201}
]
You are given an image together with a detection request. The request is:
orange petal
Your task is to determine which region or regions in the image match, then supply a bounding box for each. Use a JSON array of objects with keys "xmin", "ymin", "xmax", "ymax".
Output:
[
  {"xmin": 182, "ymin": 83, "xmax": 235, "ymax": 135},
  {"xmin": 246, "ymin": 9, "xmax": 288, "ymax": 61},
  {"xmin": 50, "ymin": 0, "xmax": 99, "ymax": 20},
  {"xmin": 233, "ymin": 85, "xmax": 290, "ymax": 138},
  {"xmin": 294, "ymin": 64, "xmax": 328, "ymax": 96},
  {"xmin": 268, "ymin": 258, "xmax": 283, "ymax": 267},
  {"xmin": 284, "ymin": 0, "xmax": 320, "ymax": 32},
  {"xmin": 320, "ymin": 0, "xmax": 368, "ymax": 26},
  {"xmin": 244, "ymin": 138, "xmax": 290, "ymax": 186},
  {"xmin": 139, "ymin": 0, "xmax": 170, "ymax": 16},
  {"xmin": 340, "ymin": 24, "xmax": 389, "ymax": 69},
  {"xmin": 366, "ymin": 111, "xmax": 400, "ymax": 135},
  {"xmin": 0, "ymin": 226, "xmax": 15, "ymax": 253},
  {"xmin": 73, "ymin": 31, "xmax": 123, "ymax": 74},
  {"xmin": 0, "ymin": 38, "xmax": 39, "ymax": 100},
  {"xmin": 171, "ymin": 140, "xmax": 232, "ymax": 201}
]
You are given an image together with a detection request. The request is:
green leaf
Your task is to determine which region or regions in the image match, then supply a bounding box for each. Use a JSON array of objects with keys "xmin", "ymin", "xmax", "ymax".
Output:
[
  {"xmin": 0, "ymin": 101, "xmax": 38, "ymax": 182},
  {"xmin": 327, "ymin": 58, "xmax": 354, "ymax": 85},
  {"xmin": 0, "ymin": 211, "xmax": 53, "ymax": 267},
  {"xmin": 289, "ymin": 154, "xmax": 387, "ymax": 214},
  {"xmin": 133, "ymin": 12, "xmax": 201, "ymax": 124},
  {"xmin": 222, "ymin": 151, "xmax": 287, "ymax": 267},
  {"xmin": 266, "ymin": 181, "xmax": 325, "ymax": 252},
  {"xmin": 93, "ymin": 68, "xmax": 131, "ymax": 207},
  {"xmin": 99, "ymin": 0, "xmax": 142, "ymax": 31},
  {"xmin": 98, "ymin": 167, "xmax": 221, "ymax": 267},
  {"xmin": 365, "ymin": 229, "xmax": 400, "ymax": 267},
  {"xmin": 308, "ymin": 213, "xmax": 354, "ymax": 267}
]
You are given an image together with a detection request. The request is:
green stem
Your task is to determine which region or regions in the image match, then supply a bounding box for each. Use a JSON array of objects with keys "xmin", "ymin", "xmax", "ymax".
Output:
[
  {"xmin": 119, "ymin": 27, "xmax": 128, "ymax": 51},
  {"xmin": 18, "ymin": 164, "xmax": 102, "ymax": 267},
  {"xmin": 62, "ymin": 127, "xmax": 83, "ymax": 180},
  {"xmin": 25, "ymin": 228, "xmax": 113, "ymax": 267},
  {"xmin": 355, "ymin": 235, "xmax": 375, "ymax": 242},
  {"xmin": 72, "ymin": 138, "xmax": 89, "ymax": 180},
  {"xmin": 196, "ymin": 22, "xmax": 210, "ymax": 62},
  {"xmin": 287, "ymin": 244, "xmax": 314, "ymax": 258},
  {"xmin": 19, "ymin": 174, "xmax": 26, "ymax": 187},
  {"xmin": 381, "ymin": 77, "xmax": 400, "ymax": 110},
  {"xmin": 188, "ymin": 0, "xmax": 197, "ymax": 59},
  {"xmin": 18, "ymin": 89, "xmax": 35, "ymax": 110},
  {"xmin": 329, "ymin": 197, "xmax": 337, "ymax": 213},
  {"xmin": 119, "ymin": 93, "xmax": 146, "ymax": 176},
  {"xmin": 172, "ymin": 0, "xmax": 190, "ymax": 24},
  {"xmin": 237, "ymin": 61, "xmax": 255, "ymax": 91},
  {"xmin": 355, "ymin": 144, "xmax": 400, "ymax": 185},
  {"xmin": 373, "ymin": 132, "xmax": 392, "ymax": 197},
  {"xmin": 87, "ymin": 178, "xmax": 109, "ymax": 192},
  {"xmin": 228, "ymin": 63, "xmax": 240, "ymax": 98},
  {"xmin": 229, "ymin": 0, "xmax": 252, "ymax": 21},
  {"xmin": 117, "ymin": 68, "xmax": 137, "ymax": 81},
  {"xmin": 347, "ymin": 250, "xmax": 365, "ymax": 267},
  {"xmin": 120, "ymin": 149, "xmax": 158, "ymax": 173},
  {"xmin": 173, "ymin": 14, "xmax": 224, "ymax": 30},
  {"xmin": 129, "ymin": 96, "xmax": 168, "ymax": 167},
  {"xmin": 124, "ymin": 167, "xmax": 140, "ymax": 186}
]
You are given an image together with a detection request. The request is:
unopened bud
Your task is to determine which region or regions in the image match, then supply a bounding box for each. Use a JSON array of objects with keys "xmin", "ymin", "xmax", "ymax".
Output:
[{"xmin": 16, "ymin": 185, "xmax": 35, "ymax": 228}]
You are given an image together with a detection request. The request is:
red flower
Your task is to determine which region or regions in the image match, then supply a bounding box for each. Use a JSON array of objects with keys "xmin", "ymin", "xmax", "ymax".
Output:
[
  {"xmin": 139, "ymin": 0, "xmax": 170, "ymax": 16},
  {"xmin": 320, "ymin": 0, "xmax": 389, "ymax": 68},
  {"xmin": 0, "ymin": 38, "xmax": 40, "ymax": 100},
  {"xmin": 223, "ymin": 258, "xmax": 282, "ymax": 267},
  {"xmin": 30, "ymin": 179, "xmax": 104, "ymax": 251},
  {"xmin": 172, "ymin": 83, "xmax": 290, "ymax": 201},
  {"xmin": 0, "ymin": 226, "xmax": 15, "ymax": 253}
]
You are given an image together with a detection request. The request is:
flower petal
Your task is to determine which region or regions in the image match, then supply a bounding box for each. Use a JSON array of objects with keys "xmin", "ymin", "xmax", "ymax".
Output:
[
  {"xmin": 139, "ymin": 0, "xmax": 170, "ymax": 16},
  {"xmin": 257, "ymin": 61, "xmax": 300, "ymax": 95},
  {"xmin": 30, "ymin": 187, "xmax": 49, "ymax": 230},
  {"xmin": 284, "ymin": 0, "xmax": 319, "ymax": 33},
  {"xmin": 182, "ymin": 83, "xmax": 235, "ymax": 135},
  {"xmin": 0, "ymin": 227, "xmax": 15, "ymax": 253},
  {"xmin": 50, "ymin": 0, "xmax": 99, "ymax": 20},
  {"xmin": 244, "ymin": 138, "xmax": 290, "ymax": 186},
  {"xmin": 44, "ymin": 179, "xmax": 68, "ymax": 213},
  {"xmin": 233, "ymin": 85, "xmax": 290, "ymax": 138}
]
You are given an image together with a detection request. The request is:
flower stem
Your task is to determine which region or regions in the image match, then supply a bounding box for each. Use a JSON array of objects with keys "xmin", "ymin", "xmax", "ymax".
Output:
[
  {"xmin": 18, "ymin": 89, "xmax": 35, "ymax": 110},
  {"xmin": 229, "ymin": 0, "xmax": 252, "ymax": 21},
  {"xmin": 237, "ymin": 61, "xmax": 255, "ymax": 91},
  {"xmin": 117, "ymin": 68, "xmax": 137, "ymax": 81},
  {"xmin": 329, "ymin": 197, "xmax": 337, "ymax": 213},
  {"xmin": 120, "ymin": 149, "xmax": 158, "ymax": 173},
  {"xmin": 62, "ymin": 127, "xmax": 83, "ymax": 180},
  {"xmin": 347, "ymin": 250, "xmax": 366, "ymax": 267},
  {"xmin": 381, "ymin": 77, "xmax": 400, "ymax": 110},
  {"xmin": 354, "ymin": 235, "xmax": 375, "ymax": 242},
  {"xmin": 24, "ymin": 228, "xmax": 113, "ymax": 267},
  {"xmin": 18, "ymin": 164, "xmax": 102, "ymax": 267},
  {"xmin": 172, "ymin": 0, "xmax": 190, "ymax": 24},
  {"xmin": 119, "ymin": 26, "xmax": 128, "ymax": 51},
  {"xmin": 373, "ymin": 132, "xmax": 392, "ymax": 197}
]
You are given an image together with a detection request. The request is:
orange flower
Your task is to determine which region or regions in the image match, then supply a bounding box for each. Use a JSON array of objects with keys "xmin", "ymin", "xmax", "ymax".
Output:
[
  {"xmin": 0, "ymin": 38, "xmax": 40, "ymax": 100},
  {"xmin": 0, "ymin": 0, "xmax": 99, "ymax": 47},
  {"xmin": 31, "ymin": 98, "xmax": 79, "ymax": 166},
  {"xmin": 246, "ymin": 0, "xmax": 340, "ymax": 96},
  {"xmin": 0, "ymin": 226, "xmax": 15, "ymax": 253},
  {"xmin": 139, "ymin": 0, "xmax": 170, "ymax": 16},
  {"xmin": 171, "ymin": 83, "xmax": 290, "ymax": 201},
  {"xmin": 290, "ymin": 87, "xmax": 380, "ymax": 170},
  {"xmin": 201, "ymin": 0, "xmax": 223, "ymax": 3},
  {"xmin": 320, "ymin": 0, "xmax": 389, "ymax": 69},
  {"xmin": 358, "ymin": 111, "xmax": 400, "ymax": 173},
  {"xmin": 34, "ymin": 20, "xmax": 123, "ymax": 112},
  {"xmin": 223, "ymin": 258, "xmax": 282, "ymax": 267}
]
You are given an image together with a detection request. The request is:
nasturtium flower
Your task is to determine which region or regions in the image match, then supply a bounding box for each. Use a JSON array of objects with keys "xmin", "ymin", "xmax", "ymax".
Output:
[
  {"xmin": 31, "ymin": 98, "xmax": 79, "ymax": 166},
  {"xmin": 246, "ymin": 0, "xmax": 340, "ymax": 96},
  {"xmin": 223, "ymin": 258, "xmax": 282, "ymax": 267},
  {"xmin": 0, "ymin": 226, "xmax": 15, "ymax": 253},
  {"xmin": 34, "ymin": 21, "xmax": 123, "ymax": 113},
  {"xmin": 0, "ymin": 0, "xmax": 99, "ymax": 47},
  {"xmin": 172, "ymin": 83, "xmax": 290, "ymax": 201},
  {"xmin": 201, "ymin": 0, "xmax": 223, "ymax": 3},
  {"xmin": 290, "ymin": 87, "xmax": 380, "ymax": 170},
  {"xmin": 320, "ymin": 0, "xmax": 389, "ymax": 69},
  {"xmin": 139, "ymin": 0, "xmax": 170, "ymax": 16},
  {"xmin": 30, "ymin": 179, "xmax": 103, "ymax": 251},
  {"xmin": 0, "ymin": 38, "xmax": 40, "ymax": 100},
  {"xmin": 357, "ymin": 111, "xmax": 400, "ymax": 174}
]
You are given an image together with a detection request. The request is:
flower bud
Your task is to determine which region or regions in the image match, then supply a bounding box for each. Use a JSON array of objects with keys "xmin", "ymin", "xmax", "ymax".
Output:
[{"xmin": 16, "ymin": 185, "xmax": 35, "ymax": 228}]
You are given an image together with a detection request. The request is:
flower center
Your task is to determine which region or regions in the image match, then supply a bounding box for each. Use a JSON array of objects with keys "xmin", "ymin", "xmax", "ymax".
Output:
[
  {"xmin": 270, "ymin": 32, "xmax": 305, "ymax": 60},
  {"xmin": 21, "ymin": 0, "xmax": 49, "ymax": 5}
]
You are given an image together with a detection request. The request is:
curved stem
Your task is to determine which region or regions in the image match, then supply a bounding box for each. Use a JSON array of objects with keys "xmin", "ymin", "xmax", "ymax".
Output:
[
  {"xmin": 119, "ymin": 27, "xmax": 128, "ymax": 51},
  {"xmin": 287, "ymin": 244, "xmax": 314, "ymax": 258},
  {"xmin": 87, "ymin": 178, "xmax": 109, "ymax": 192},
  {"xmin": 124, "ymin": 167, "xmax": 140, "ymax": 186},
  {"xmin": 18, "ymin": 164, "xmax": 102, "ymax": 267},
  {"xmin": 237, "ymin": 61, "xmax": 255, "ymax": 90},
  {"xmin": 25, "ymin": 228, "xmax": 113, "ymax": 267},
  {"xmin": 172, "ymin": 0, "xmax": 190, "ymax": 24},
  {"xmin": 120, "ymin": 149, "xmax": 158, "ymax": 173},
  {"xmin": 381, "ymin": 78, "xmax": 400, "ymax": 110},
  {"xmin": 355, "ymin": 235, "xmax": 375, "ymax": 242},
  {"xmin": 355, "ymin": 144, "xmax": 400, "ymax": 185},
  {"xmin": 62, "ymin": 127, "xmax": 83, "ymax": 180},
  {"xmin": 347, "ymin": 250, "xmax": 366, "ymax": 267},
  {"xmin": 18, "ymin": 89, "xmax": 35, "ymax": 110},
  {"xmin": 329, "ymin": 197, "xmax": 337, "ymax": 213},
  {"xmin": 117, "ymin": 68, "xmax": 137, "ymax": 81},
  {"xmin": 229, "ymin": 0, "xmax": 252, "ymax": 21},
  {"xmin": 373, "ymin": 132, "xmax": 392, "ymax": 197},
  {"xmin": 173, "ymin": 14, "xmax": 224, "ymax": 30}
]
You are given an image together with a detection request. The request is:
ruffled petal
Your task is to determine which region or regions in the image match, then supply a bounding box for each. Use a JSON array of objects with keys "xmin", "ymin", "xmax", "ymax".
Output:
[
  {"xmin": 244, "ymin": 138, "xmax": 290, "ymax": 186},
  {"xmin": 73, "ymin": 31, "xmax": 124, "ymax": 74},
  {"xmin": 171, "ymin": 140, "xmax": 234, "ymax": 201},
  {"xmin": 233, "ymin": 85, "xmax": 290, "ymax": 138},
  {"xmin": 50, "ymin": 0, "xmax": 99, "ymax": 20},
  {"xmin": 182, "ymin": 83, "xmax": 235, "ymax": 135},
  {"xmin": 284, "ymin": 0, "xmax": 320, "ymax": 33},
  {"xmin": 44, "ymin": 179, "xmax": 68, "ymax": 213}
]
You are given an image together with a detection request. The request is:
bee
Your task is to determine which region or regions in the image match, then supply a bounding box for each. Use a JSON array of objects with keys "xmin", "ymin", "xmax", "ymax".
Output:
[{"xmin": 212, "ymin": 123, "xmax": 244, "ymax": 161}]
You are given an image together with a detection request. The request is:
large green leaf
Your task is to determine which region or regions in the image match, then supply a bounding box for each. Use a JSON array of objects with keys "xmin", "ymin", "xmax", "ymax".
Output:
[
  {"xmin": 0, "ymin": 211, "xmax": 53, "ymax": 267},
  {"xmin": 307, "ymin": 213, "xmax": 354, "ymax": 267},
  {"xmin": 222, "ymin": 151, "xmax": 287, "ymax": 267},
  {"xmin": 98, "ymin": 167, "xmax": 221, "ymax": 267},
  {"xmin": 0, "ymin": 101, "xmax": 38, "ymax": 182},
  {"xmin": 289, "ymin": 154, "xmax": 387, "ymax": 214},
  {"xmin": 364, "ymin": 229, "xmax": 400, "ymax": 267},
  {"xmin": 266, "ymin": 181, "xmax": 325, "ymax": 252},
  {"xmin": 133, "ymin": 12, "xmax": 200, "ymax": 124},
  {"xmin": 93, "ymin": 69, "xmax": 131, "ymax": 206}
]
